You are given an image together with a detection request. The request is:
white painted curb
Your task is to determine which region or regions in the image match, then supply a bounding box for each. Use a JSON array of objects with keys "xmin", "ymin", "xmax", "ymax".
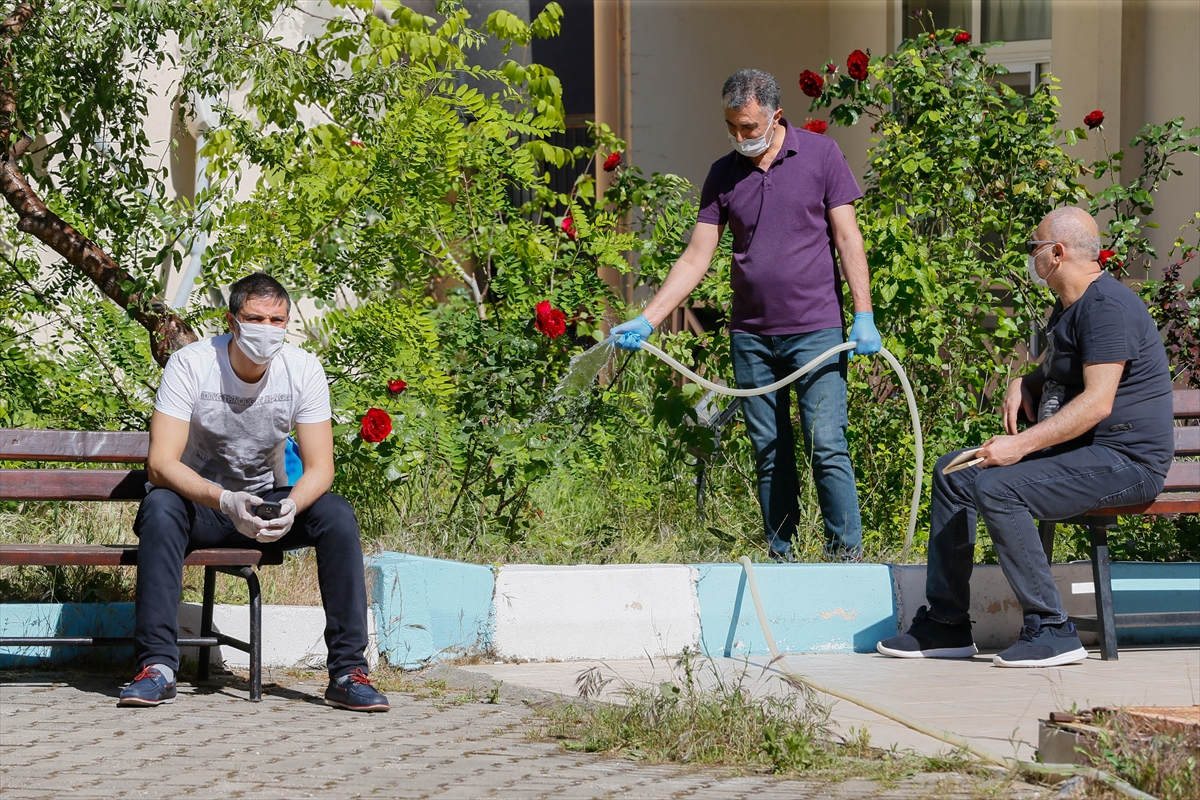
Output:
[
  {"xmin": 493, "ymin": 565, "xmax": 701, "ymax": 660},
  {"xmin": 178, "ymin": 603, "xmax": 378, "ymax": 670}
]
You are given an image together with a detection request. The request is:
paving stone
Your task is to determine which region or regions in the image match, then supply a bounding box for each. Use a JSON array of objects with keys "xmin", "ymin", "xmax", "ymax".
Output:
[{"xmin": 0, "ymin": 670, "xmax": 1061, "ymax": 800}]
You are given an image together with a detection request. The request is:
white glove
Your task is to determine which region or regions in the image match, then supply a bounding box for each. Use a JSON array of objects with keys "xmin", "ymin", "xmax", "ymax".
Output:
[
  {"xmin": 255, "ymin": 498, "xmax": 297, "ymax": 543},
  {"xmin": 219, "ymin": 490, "xmax": 270, "ymax": 539}
]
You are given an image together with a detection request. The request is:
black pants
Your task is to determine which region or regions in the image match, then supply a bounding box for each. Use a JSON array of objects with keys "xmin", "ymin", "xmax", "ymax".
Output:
[{"xmin": 132, "ymin": 487, "xmax": 370, "ymax": 680}]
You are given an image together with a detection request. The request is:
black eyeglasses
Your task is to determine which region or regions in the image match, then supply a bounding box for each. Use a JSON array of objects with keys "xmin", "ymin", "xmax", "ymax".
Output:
[{"xmin": 1025, "ymin": 239, "xmax": 1057, "ymax": 255}]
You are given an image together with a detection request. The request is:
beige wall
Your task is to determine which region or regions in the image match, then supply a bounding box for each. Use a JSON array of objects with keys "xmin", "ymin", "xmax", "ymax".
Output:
[
  {"xmin": 627, "ymin": 0, "xmax": 830, "ymax": 192},
  {"xmin": 826, "ymin": 0, "xmax": 891, "ymax": 176},
  {"xmin": 1142, "ymin": 0, "xmax": 1200, "ymax": 282}
]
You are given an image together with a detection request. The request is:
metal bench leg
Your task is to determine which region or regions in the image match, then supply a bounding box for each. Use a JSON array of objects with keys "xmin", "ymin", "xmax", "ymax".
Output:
[
  {"xmin": 198, "ymin": 566, "xmax": 216, "ymax": 682},
  {"xmin": 239, "ymin": 566, "xmax": 264, "ymax": 701},
  {"xmin": 1089, "ymin": 524, "xmax": 1118, "ymax": 661},
  {"xmin": 1038, "ymin": 520, "xmax": 1056, "ymax": 567}
]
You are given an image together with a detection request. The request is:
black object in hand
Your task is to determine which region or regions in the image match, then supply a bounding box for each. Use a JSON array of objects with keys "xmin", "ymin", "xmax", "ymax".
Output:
[{"xmin": 253, "ymin": 501, "xmax": 282, "ymax": 520}]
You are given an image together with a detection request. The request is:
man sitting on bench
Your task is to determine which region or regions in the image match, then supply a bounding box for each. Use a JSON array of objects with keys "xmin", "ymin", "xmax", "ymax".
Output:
[
  {"xmin": 877, "ymin": 207, "xmax": 1173, "ymax": 668},
  {"xmin": 120, "ymin": 272, "xmax": 388, "ymax": 711}
]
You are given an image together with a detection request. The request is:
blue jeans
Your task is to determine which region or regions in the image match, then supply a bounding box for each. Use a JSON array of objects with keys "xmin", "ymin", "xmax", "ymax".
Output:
[
  {"xmin": 132, "ymin": 487, "xmax": 370, "ymax": 680},
  {"xmin": 927, "ymin": 444, "xmax": 1165, "ymax": 625},
  {"xmin": 731, "ymin": 328, "xmax": 862, "ymax": 559}
]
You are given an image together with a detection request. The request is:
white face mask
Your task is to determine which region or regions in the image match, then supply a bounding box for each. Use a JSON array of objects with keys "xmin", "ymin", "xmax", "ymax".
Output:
[
  {"xmin": 1026, "ymin": 245, "xmax": 1059, "ymax": 289},
  {"xmin": 233, "ymin": 321, "xmax": 287, "ymax": 365},
  {"xmin": 728, "ymin": 116, "xmax": 777, "ymax": 158}
]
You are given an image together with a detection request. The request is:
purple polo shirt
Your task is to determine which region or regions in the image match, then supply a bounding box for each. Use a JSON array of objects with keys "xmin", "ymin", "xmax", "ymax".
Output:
[{"xmin": 697, "ymin": 119, "xmax": 862, "ymax": 335}]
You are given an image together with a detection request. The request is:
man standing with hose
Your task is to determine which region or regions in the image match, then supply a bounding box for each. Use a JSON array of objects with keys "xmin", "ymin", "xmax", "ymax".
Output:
[
  {"xmin": 878, "ymin": 207, "xmax": 1173, "ymax": 667},
  {"xmin": 612, "ymin": 69, "xmax": 880, "ymax": 561}
]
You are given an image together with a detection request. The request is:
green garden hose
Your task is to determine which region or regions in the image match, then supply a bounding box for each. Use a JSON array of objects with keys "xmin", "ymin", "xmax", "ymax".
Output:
[
  {"xmin": 638, "ymin": 340, "xmax": 923, "ymax": 560},
  {"xmin": 736, "ymin": 555, "xmax": 1156, "ymax": 799}
]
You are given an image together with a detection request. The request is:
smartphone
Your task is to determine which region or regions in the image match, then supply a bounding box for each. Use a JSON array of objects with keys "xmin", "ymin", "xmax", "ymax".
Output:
[{"xmin": 253, "ymin": 501, "xmax": 283, "ymax": 521}]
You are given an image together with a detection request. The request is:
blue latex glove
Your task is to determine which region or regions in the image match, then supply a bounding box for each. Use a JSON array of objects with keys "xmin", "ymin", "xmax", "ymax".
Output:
[
  {"xmin": 848, "ymin": 312, "xmax": 882, "ymax": 359},
  {"xmin": 611, "ymin": 314, "xmax": 654, "ymax": 351}
]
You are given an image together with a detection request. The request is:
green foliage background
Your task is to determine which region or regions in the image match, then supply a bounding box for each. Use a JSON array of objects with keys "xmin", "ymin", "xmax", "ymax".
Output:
[{"xmin": 2, "ymin": 4, "xmax": 1197, "ymax": 568}]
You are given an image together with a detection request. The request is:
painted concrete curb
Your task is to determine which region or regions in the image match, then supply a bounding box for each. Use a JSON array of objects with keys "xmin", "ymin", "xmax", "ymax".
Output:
[
  {"xmin": 890, "ymin": 561, "xmax": 1200, "ymax": 648},
  {"xmin": 695, "ymin": 563, "xmax": 895, "ymax": 656},
  {"xmin": 0, "ymin": 602, "xmax": 378, "ymax": 670},
  {"xmin": 492, "ymin": 564, "xmax": 701, "ymax": 661},
  {"xmin": 366, "ymin": 553, "xmax": 493, "ymax": 669}
]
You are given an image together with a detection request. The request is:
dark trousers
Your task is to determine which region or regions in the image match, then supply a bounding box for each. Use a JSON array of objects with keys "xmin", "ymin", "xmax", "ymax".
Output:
[
  {"xmin": 132, "ymin": 487, "xmax": 370, "ymax": 680},
  {"xmin": 927, "ymin": 444, "xmax": 1164, "ymax": 625}
]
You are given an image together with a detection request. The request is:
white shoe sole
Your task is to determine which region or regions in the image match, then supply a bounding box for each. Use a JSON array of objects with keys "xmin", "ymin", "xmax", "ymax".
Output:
[
  {"xmin": 876, "ymin": 642, "xmax": 978, "ymax": 659},
  {"xmin": 118, "ymin": 695, "xmax": 176, "ymax": 707},
  {"xmin": 992, "ymin": 646, "xmax": 1088, "ymax": 668}
]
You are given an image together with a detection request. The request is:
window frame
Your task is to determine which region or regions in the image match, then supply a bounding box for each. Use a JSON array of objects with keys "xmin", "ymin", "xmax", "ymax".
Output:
[{"xmin": 893, "ymin": 0, "xmax": 1051, "ymax": 90}]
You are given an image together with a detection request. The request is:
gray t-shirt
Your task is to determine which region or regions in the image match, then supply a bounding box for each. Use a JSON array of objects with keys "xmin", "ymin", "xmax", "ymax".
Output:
[{"xmin": 153, "ymin": 334, "xmax": 332, "ymax": 494}]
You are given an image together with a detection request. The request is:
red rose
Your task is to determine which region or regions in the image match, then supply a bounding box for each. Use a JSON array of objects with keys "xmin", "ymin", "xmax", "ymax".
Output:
[
  {"xmin": 388, "ymin": 379, "xmax": 407, "ymax": 395},
  {"xmin": 954, "ymin": 31, "xmax": 971, "ymax": 44},
  {"xmin": 360, "ymin": 408, "xmax": 392, "ymax": 443},
  {"xmin": 1084, "ymin": 109, "xmax": 1105, "ymax": 129},
  {"xmin": 802, "ymin": 119, "xmax": 827, "ymax": 134},
  {"xmin": 798, "ymin": 70, "xmax": 824, "ymax": 98},
  {"xmin": 825, "ymin": 62, "xmax": 837, "ymax": 74},
  {"xmin": 561, "ymin": 216, "xmax": 577, "ymax": 240},
  {"xmin": 602, "ymin": 152, "xmax": 621, "ymax": 172},
  {"xmin": 1098, "ymin": 249, "xmax": 1122, "ymax": 268},
  {"xmin": 846, "ymin": 49, "xmax": 869, "ymax": 81},
  {"xmin": 535, "ymin": 300, "xmax": 567, "ymax": 339},
  {"xmin": 349, "ymin": 140, "xmax": 364, "ymax": 147}
]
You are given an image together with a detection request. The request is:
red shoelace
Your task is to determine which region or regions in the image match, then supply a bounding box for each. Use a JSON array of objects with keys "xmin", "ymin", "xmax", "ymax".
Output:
[
  {"xmin": 345, "ymin": 668, "xmax": 374, "ymax": 686},
  {"xmin": 132, "ymin": 665, "xmax": 161, "ymax": 682}
]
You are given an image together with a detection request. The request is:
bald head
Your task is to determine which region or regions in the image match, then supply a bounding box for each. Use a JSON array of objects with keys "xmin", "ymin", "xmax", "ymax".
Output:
[{"xmin": 1038, "ymin": 207, "xmax": 1100, "ymax": 262}]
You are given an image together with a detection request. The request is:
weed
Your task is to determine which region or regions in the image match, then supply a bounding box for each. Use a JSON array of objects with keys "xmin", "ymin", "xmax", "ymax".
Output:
[{"xmin": 1080, "ymin": 709, "xmax": 1200, "ymax": 800}]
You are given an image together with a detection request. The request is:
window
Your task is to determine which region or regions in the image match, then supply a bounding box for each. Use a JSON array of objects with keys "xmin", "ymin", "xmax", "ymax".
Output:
[{"xmin": 898, "ymin": 0, "xmax": 1051, "ymax": 95}]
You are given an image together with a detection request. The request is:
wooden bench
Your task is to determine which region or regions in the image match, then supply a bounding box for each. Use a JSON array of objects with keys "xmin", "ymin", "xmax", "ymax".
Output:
[
  {"xmin": 0, "ymin": 429, "xmax": 282, "ymax": 700},
  {"xmin": 1040, "ymin": 389, "xmax": 1200, "ymax": 660}
]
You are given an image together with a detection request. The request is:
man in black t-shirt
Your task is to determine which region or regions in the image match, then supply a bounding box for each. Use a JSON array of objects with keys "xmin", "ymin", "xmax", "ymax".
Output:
[{"xmin": 877, "ymin": 207, "xmax": 1173, "ymax": 668}]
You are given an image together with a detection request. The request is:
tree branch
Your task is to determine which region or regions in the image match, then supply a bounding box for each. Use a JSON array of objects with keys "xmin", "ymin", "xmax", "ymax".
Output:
[{"xmin": 0, "ymin": 0, "xmax": 197, "ymax": 367}]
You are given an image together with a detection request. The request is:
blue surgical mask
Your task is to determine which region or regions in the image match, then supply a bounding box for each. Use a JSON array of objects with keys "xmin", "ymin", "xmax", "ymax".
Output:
[{"xmin": 728, "ymin": 117, "xmax": 777, "ymax": 158}]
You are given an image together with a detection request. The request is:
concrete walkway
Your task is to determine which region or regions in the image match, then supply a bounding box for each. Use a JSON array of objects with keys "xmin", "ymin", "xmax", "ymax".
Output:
[
  {"xmin": 0, "ymin": 666, "xmax": 1051, "ymax": 799},
  {"xmin": 460, "ymin": 646, "xmax": 1200, "ymax": 761}
]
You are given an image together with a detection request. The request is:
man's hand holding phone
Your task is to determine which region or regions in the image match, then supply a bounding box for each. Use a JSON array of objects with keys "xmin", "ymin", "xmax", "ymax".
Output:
[
  {"xmin": 253, "ymin": 498, "xmax": 297, "ymax": 543},
  {"xmin": 220, "ymin": 490, "xmax": 270, "ymax": 539}
]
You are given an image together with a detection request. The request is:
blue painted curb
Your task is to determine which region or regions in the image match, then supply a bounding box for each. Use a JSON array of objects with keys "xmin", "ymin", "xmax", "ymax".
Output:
[
  {"xmin": 1, "ymin": 603, "xmax": 134, "ymax": 667},
  {"xmin": 1110, "ymin": 562, "xmax": 1200, "ymax": 644},
  {"xmin": 694, "ymin": 563, "xmax": 896, "ymax": 656},
  {"xmin": 367, "ymin": 552, "xmax": 494, "ymax": 669}
]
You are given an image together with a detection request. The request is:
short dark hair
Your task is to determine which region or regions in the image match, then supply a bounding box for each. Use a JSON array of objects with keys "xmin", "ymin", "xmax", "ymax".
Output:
[
  {"xmin": 228, "ymin": 272, "xmax": 291, "ymax": 316},
  {"xmin": 722, "ymin": 69, "xmax": 781, "ymax": 114}
]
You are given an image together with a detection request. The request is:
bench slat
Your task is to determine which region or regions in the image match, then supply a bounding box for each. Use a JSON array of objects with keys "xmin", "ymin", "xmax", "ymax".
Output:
[
  {"xmin": 1164, "ymin": 462, "xmax": 1200, "ymax": 493},
  {"xmin": 1175, "ymin": 390, "xmax": 1200, "ymax": 419},
  {"xmin": 1088, "ymin": 492, "xmax": 1200, "ymax": 517},
  {"xmin": 0, "ymin": 429, "xmax": 148, "ymax": 463},
  {"xmin": 0, "ymin": 469, "xmax": 148, "ymax": 501},
  {"xmin": 0, "ymin": 544, "xmax": 284, "ymax": 567},
  {"xmin": 1175, "ymin": 425, "xmax": 1200, "ymax": 456}
]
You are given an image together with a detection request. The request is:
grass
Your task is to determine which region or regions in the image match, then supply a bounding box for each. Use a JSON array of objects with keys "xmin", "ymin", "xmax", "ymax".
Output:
[
  {"xmin": 1078, "ymin": 709, "xmax": 1200, "ymax": 800},
  {"xmin": 523, "ymin": 649, "xmax": 1039, "ymax": 796}
]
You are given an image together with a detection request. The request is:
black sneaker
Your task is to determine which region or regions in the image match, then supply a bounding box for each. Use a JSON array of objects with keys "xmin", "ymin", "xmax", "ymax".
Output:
[
  {"xmin": 325, "ymin": 668, "xmax": 390, "ymax": 712},
  {"xmin": 876, "ymin": 605, "xmax": 978, "ymax": 659},
  {"xmin": 993, "ymin": 614, "xmax": 1087, "ymax": 668},
  {"xmin": 118, "ymin": 665, "xmax": 177, "ymax": 707}
]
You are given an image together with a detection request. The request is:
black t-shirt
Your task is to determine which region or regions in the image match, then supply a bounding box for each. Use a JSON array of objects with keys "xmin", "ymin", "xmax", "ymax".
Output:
[{"xmin": 1042, "ymin": 272, "xmax": 1174, "ymax": 476}]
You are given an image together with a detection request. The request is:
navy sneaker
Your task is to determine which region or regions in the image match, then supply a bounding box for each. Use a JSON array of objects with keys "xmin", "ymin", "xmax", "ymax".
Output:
[
  {"xmin": 993, "ymin": 614, "xmax": 1087, "ymax": 668},
  {"xmin": 877, "ymin": 605, "xmax": 978, "ymax": 659},
  {"xmin": 325, "ymin": 668, "xmax": 390, "ymax": 712},
  {"xmin": 118, "ymin": 665, "xmax": 177, "ymax": 707}
]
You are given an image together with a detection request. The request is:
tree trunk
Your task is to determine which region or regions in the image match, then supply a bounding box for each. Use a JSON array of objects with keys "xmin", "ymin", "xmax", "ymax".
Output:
[{"xmin": 1, "ymin": 1, "xmax": 197, "ymax": 367}]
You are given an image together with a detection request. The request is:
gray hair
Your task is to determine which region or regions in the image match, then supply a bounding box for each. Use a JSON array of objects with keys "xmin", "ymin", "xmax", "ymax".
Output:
[
  {"xmin": 229, "ymin": 272, "xmax": 292, "ymax": 316},
  {"xmin": 1043, "ymin": 207, "xmax": 1101, "ymax": 261},
  {"xmin": 722, "ymin": 69, "xmax": 781, "ymax": 114}
]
